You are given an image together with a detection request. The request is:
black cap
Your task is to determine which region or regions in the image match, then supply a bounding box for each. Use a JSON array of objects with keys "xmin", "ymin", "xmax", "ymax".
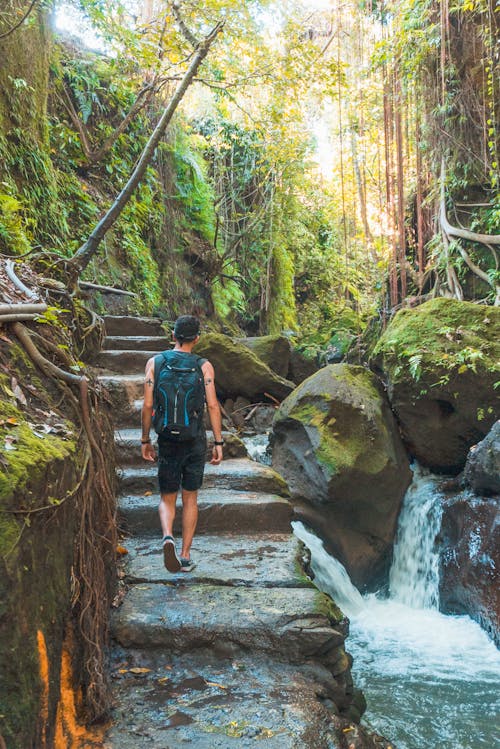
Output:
[{"xmin": 173, "ymin": 315, "xmax": 200, "ymax": 341}]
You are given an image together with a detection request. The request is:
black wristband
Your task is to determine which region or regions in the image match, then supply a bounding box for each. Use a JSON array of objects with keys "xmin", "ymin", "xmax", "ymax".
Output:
[
  {"xmin": 141, "ymin": 439, "xmax": 151, "ymax": 444},
  {"xmin": 214, "ymin": 440, "xmax": 224, "ymax": 446}
]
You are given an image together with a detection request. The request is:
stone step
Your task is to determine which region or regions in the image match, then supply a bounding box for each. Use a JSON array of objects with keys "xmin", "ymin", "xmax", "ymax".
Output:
[
  {"xmin": 119, "ymin": 488, "xmax": 292, "ymax": 535},
  {"xmin": 104, "ymin": 336, "xmax": 170, "ymax": 352},
  {"xmin": 111, "ymin": 584, "xmax": 346, "ymax": 663},
  {"xmin": 118, "ymin": 458, "xmax": 289, "ymax": 497},
  {"xmin": 99, "ymin": 374, "xmax": 144, "ymax": 403},
  {"xmin": 114, "ymin": 428, "xmax": 248, "ymax": 465},
  {"xmin": 104, "ymin": 315, "xmax": 164, "ymax": 337},
  {"xmin": 105, "ymin": 650, "xmax": 358, "ymax": 748},
  {"xmin": 95, "ymin": 350, "xmax": 160, "ymax": 374},
  {"xmin": 120, "ymin": 533, "xmax": 311, "ymax": 589}
]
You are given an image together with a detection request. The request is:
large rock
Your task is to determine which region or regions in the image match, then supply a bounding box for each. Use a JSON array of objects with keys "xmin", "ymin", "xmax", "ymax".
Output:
[
  {"xmin": 237, "ymin": 334, "xmax": 291, "ymax": 377},
  {"xmin": 194, "ymin": 333, "xmax": 296, "ymax": 401},
  {"xmin": 439, "ymin": 493, "xmax": 499, "ymax": 645},
  {"xmin": 371, "ymin": 298, "xmax": 500, "ymax": 473},
  {"xmin": 288, "ymin": 348, "xmax": 319, "ymax": 384},
  {"xmin": 463, "ymin": 420, "xmax": 500, "ymax": 495},
  {"xmin": 271, "ymin": 364, "xmax": 412, "ymax": 589}
]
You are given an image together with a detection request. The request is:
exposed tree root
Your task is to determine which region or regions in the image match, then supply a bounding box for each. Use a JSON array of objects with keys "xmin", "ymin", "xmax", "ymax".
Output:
[{"xmin": 11, "ymin": 321, "xmax": 117, "ymax": 720}]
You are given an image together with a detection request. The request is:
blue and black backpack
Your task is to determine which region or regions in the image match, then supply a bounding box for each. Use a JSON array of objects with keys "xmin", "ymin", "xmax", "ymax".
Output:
[{"xmin": 152, "ymin": 350, "xmax": 207, "ymax": 441}]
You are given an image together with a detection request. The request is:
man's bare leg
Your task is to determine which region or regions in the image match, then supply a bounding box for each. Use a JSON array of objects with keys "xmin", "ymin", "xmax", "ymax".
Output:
[
  {"xmin": 180, "ymin": 489, "xmax": 198, "ymax": 560},
  {"xmin": 159, "ymin": 492, "xmax": 177, "ymax": 538}
]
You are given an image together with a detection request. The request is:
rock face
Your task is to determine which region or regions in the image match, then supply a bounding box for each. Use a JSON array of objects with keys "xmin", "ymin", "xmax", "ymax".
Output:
[
  {"xmin": 237, "ymin": 334, "xmax": 291, "ymax": 377},
  {"xmin": 271, "ymin": 364, "xmax": 412, "ymax": 589},
  {"xmin": 463, "ymin": 420, "xmax": 500, "ymax": 495},
  {"xmin": 288, "ymin": 348, "xmax": 320, "ymax": 384},
  {"xmin": 371, "ymin": 298, "xmax": 500, "ymax": 473},
  {"xmin": 439, "ymin": 493, "xmax": 499, "ymax": 645},
  {"xmin": 194, "ymin": 333, "xmax": 296, "ymax": 401}
]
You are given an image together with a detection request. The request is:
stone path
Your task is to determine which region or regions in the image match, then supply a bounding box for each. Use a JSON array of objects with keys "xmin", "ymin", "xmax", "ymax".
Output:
[{"xmin": 97, "ymin": 316, "xmax": 389, "ymax": 749}]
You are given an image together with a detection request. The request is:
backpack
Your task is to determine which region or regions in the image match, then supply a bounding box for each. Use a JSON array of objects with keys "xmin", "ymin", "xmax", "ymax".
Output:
[{"xmin": 152, "ymin": 350, "xmax": 207, "ymax": 441}]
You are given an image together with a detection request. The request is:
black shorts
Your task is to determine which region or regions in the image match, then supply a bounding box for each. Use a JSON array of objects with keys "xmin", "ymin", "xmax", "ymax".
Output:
[{"xmin": 157, "ymin": 436, "xmax": 206, "ymax": 493}]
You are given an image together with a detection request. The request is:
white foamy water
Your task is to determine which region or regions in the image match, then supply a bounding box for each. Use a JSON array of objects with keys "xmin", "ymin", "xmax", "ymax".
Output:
[
  {"xmin": 292, "ymin": 467, "xmax": 500, "ymax": 748},
  {"xmin": 243, "ymin": 432, "xmax": 272, "ymax": 465}
]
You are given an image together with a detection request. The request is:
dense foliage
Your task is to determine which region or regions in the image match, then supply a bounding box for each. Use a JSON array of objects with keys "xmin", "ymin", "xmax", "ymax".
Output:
[{"xmin": 0, "ymin": 0, "xmax": 498, "ymax": 346}]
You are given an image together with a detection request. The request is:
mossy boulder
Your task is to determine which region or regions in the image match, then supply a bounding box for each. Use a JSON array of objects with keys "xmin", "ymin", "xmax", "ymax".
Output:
[
  {"xmin": 288, "ymin": 348, "xmax": 320, "ymax": 384},
  {"xmin": 271, "ymin": 364, "xmax": 411, "ymax": 589},
  {"xmin": 371, "ymin": 299, "xmax": 500, "ymax": 472},
  {"xmin": 194, "ymin": 333, "xmax": 296, "ymax": 401},
  {"xmin": 236, "ymin": 335, "xmax": 291, "ymax": 378}
]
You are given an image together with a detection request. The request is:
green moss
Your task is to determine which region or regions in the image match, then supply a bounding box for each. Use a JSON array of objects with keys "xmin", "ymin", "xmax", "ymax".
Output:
[
  {"xmin": 278, "ymin": 365, "xmax": 391, "ymax": 476},
  {"xmin": 268, "ymin": 243, "xmax": 297, "ymax": 334},
  {"xmin": 314, "ymin": 591, "xmax": 344, "ymax": 624},
  {"xmin": 0, "ymin": 513, "xmax": 21, "ymax": 557},
  {"xmin": 372, "ymin": 298, "xmax": 500, "ymax": 382},
  {"xmin": 0, "ymin": 396, "xmax": 75, "ymax": 504}
]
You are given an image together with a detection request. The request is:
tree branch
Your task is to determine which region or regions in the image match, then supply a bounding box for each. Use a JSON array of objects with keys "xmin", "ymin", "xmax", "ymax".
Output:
[
  {"xmin": 83, "ymin": 82, "xmax": 157, "ymax": 166},
  {"xmin": 0, "ymin": 0, "xmax": 39, "ymax": 40},
  {"xmin": 69, "ymin": 20, "xmax": 224, "ymax": 275},
  {"xmin": 171, "ymin": 2, "xmax": 200, "ymax": 47}
]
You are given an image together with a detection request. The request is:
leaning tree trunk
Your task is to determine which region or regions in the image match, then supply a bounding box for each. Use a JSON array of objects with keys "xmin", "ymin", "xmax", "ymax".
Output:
[{"xmin": 68, "ymin": 21, "xmax": 224, "ymax": 276}]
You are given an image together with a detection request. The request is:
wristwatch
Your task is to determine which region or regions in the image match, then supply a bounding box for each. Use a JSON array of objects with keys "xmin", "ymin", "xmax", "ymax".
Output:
[{"xmin": 214, "ymin": 440, "xmax": 224, "ymax": 446}]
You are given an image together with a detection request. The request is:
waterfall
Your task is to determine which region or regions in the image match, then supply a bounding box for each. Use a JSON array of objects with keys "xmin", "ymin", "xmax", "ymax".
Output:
[
  {"xmin": 388, "ymin": 465, "xmax": 443, "ymax": 608},
  {"xmin": 292, "ymin": 468, "xmax": 500, "ymax": 749},
  {"xmin": 292, "ymin": 521, "xmax": 365, "ymax": 615}
]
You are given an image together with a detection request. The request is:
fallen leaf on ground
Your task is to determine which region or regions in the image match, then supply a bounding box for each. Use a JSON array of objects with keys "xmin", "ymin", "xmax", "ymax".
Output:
[
  {"xmin": 116, "ymin": 545, "xmax": 128, "ymax": 555},
  {"xmin": 143, "ymin": 490, "xmax": 153, "ymax": 496},
  {"xmin": 205, "ymin": 681, "xmax": 228, "ymax": 690},
  {"xmin": 129, "ymin": 667, "xmax": 152, "ymax": 674}
]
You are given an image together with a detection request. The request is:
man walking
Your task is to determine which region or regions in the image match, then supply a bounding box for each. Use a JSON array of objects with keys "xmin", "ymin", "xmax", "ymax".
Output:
[{"xmin": 140, "ymin": 315, "xmax": 223, "ymax": 572}]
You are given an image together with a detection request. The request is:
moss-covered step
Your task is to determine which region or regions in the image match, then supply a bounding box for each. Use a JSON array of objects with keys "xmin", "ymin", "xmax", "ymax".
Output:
[
  {"xmin": 121, "ymin": 533, "xmax": 313, "ymax": 589},
  {"xmin": 272, "ymin": 363, "xmax": 411, "ymax": 590},
  {"xmin": 371, "ymin": 298, "xmax": 500, "ymax": 471},
  {"xmin": 103, "ymin": 336, "xmax": 170, "ymax": 352},
  {"xmin": 103, "ymin": 316, "xmax": 164, "ymax": 337},
  {"xmin": 118, "ymin": 489, "xmax": 292, "ymax": 535},
  {"xmin": 114, "ymin": 428, "xmax": 248, "ymax": 465},
  {"xmin": 112, "ymin": 584, "xmax": 346, "ymax": 660},
  {"xmin": 119, "ymin": 458, "xmax": 289, "ymax": 497},
  {"xmin": 105, "ymin": 650, "xmax": 383, "ymax": 749}
]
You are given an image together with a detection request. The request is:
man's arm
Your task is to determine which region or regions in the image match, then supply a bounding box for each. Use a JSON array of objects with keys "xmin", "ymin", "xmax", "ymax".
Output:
[
  {"xmin": 141, "ymin": 357, "xmax": 156, "ymax": 462},
  {"xmin": 202, "ymin": 360, "xmax": 223, "ymax": 465}
]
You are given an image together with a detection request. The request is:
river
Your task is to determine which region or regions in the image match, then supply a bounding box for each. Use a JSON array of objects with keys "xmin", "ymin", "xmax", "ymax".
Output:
[{"xmin": 292, "ymin": 467, "xmax": 500, "ymax": 749}]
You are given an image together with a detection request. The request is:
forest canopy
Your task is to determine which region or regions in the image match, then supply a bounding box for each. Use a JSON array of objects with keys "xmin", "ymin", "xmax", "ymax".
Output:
[{"xmin": 0, "ymin": 0, "xmax": 498, "ymax": 348}]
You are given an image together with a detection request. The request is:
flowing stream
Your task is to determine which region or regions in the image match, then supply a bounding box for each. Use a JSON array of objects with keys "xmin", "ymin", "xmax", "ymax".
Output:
[{"xmin": 291, "ymin": 467, "xmax": 500, "ymax": 749}]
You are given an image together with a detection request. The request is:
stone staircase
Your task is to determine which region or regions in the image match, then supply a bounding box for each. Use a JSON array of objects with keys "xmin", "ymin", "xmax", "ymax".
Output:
[{"xmin": 97, "ymin": 315, "xmax": 372, "ymax": 749}]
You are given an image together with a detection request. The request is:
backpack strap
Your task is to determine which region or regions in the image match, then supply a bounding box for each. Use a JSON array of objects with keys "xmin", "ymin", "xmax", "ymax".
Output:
[{"xmin": 153, "ymin": 351, "xmax": 171, "ymax": 399}]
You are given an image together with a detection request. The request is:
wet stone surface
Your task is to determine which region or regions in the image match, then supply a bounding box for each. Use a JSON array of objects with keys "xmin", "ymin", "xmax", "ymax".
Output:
[
  {"xmin": 118, "ymin": 489, "xmax": 293, "ymax": 535},
  {"xmin": 104, "ymin": 649, "xmax": 350, "ymax": 749},
  {"xmin": 122, "ymin": 533, "xmax": 312, "ymax": 589},
  {"xmin": 99, "ymin": 318, "xmax": 393, "ymax": 749},
  {"xmin": 118, "ymin": 458, "xmax": 290, "ymax": 497}
]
